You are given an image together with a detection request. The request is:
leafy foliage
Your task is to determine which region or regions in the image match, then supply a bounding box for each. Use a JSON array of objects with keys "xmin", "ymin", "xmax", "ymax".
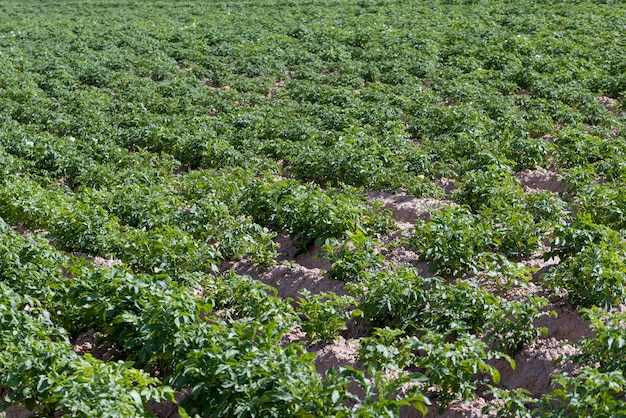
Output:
[
  {"xmin": 412, "ymin": 206, "xmax": 490, "ymax": 276},
  {"xmin": 537, "ymin": 369, "xmax": 626, "ymax": 418},
  {"xmin": 2, "ymin": 0, "xmax": 626, "ymax": 415},
  {"xmin": 321, "ymin": 230, "xmax": 385, "ymax": 281},
  {"xmin": 297, "ymin": 289, "xmax": 354, "ymax": 343},
  {"xmin": 413, "ymin": 331, "xmax": 510, "ymax": 409},
  {"xmin": 575, "ymin": 308, "xmax": 626, "ymax": 375},
  {"xmin": 347, "ymin": 267, "xmax": 548, "ymax": 355},
  {"xmin": 0, "ymin": 284, "xmax": 173, "ymax": 417},
  {"xmin": 545, "ymin": 238, "xmax": 626, "ymax": 309}
]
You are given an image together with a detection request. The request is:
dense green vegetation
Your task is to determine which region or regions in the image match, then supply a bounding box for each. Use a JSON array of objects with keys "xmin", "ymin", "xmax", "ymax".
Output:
[{"xmin": 0, "ymin": 0, "xmax": 625, "ymax": 416}]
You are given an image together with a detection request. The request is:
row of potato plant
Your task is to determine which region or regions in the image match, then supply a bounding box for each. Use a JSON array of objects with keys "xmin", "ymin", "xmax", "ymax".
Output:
[{"xmin": 1, "ymin": 0, "xmax": 626, "ymax": 415}]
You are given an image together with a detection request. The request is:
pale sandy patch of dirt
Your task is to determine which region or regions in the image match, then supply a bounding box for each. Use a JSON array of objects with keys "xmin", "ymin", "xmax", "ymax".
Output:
[
  {"xmin": 610, "ymin": 303, "xmax": 626, "ymax": 314},
  {"xmin": 435, "ymin": 178, "xmax": 459, "ymax": 195},
  {"xmin": 275, "ymin": 234, "xmax": 298, "ymax": 260},
  {"xmin": 385, "ymin": 246, "xmax": 420, "ymax": 265},
  {"xmin": 313, "ymin": 336, "xmax": 359, "ymax": 375},
  {"xmin": 279, "ymin": 324, "xmax": 307, "ymax": 346},
  {"xmin": 11, "ymin": 222, "xmax": 47, "ymax": 237},
  {"xmin": 598, "ymin": 95, "xmax": 618, "ymax": 113},
  {"xmin": 311, "ymin": 337, "xmax": 373, "ymax": 411},
  {"xmin": 72, "ymin": 252, "xmax": 123, "ymax": 269},
  {"xmin": 441, "ymin": 398, "xmax": 496, "ymax": 418},
  {"xmin": 536, "ymin": 303, "xmax": 592, "ymax": 342},
  {"xmin": 275, "ymin": 234, "xmax": 332, "ymax": 271},
  {"xmin": 222, "ymin": 260, "xmax": 345, "ymax": 299},
  {"xmin": 499, "ymin": 281, "xmax": 543, "ymax": 303},
  {"xmin": 516, "ymin": 169, "xmax": 567, "ymax": 194},
  {"xmin": 384, "ymin": 246, "xmax": 437, "ymax": 278},
  {"xmin": 417, "ymin": 397, "xmax": 495, "ymax": 418},
  {"xmin": 494, "ymin": 337, "xmax": 579, "ymax": 397},
  {"xmin": 368, "ymin": 192, "xmax": 455, "ymax": 225}
]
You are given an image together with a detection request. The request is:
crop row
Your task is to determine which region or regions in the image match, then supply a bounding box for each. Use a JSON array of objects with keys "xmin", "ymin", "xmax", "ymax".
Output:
[{"xmin": 1, "ymin": 0, "xmax": 626, "ymax": 416}]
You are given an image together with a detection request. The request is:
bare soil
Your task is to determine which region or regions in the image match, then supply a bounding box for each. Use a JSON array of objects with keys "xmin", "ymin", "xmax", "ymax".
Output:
[
  {"xmin": 599, "ymin": 95, "xmax": 618, "ymax": 113},
  {"xmin": 494, "ymin": 337, "xmax": 580, "ymax": 396},
  {"xmin": 222, "ymin": 259, "xmax": 346, "ymax": 299},
  {"xmin": 516, "ymin": 169, "xmax": 567, "ymax": 194},
  {"xmin": 367, "ymin": 191, "xmax": 455, "ymax": 226},
  {"xmin": 313, "ymin": 337, "xmax": 360, "ymax": 375}
]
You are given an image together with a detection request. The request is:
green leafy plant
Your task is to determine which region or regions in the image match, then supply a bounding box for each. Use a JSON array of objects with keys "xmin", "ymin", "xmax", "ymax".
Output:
[
  {"xmin": 482, "ymin": 203, "xmax": 540, "ymax": 258},
  {"xmin": 412, "ymin": 206, "xmax": 491, "ymax": 277},
  {"xmin": 548, "ymin": 213, "xmax": 622, "ymax": 261},
  {"xmin": 297, "ymin": 289, "xmax": 354, "ymax": 343},
  {"xmin": 346, "ymin": 267, "xmax": 442, "ymax": 332},
  {"xmin": 536, "ymin": 369, "xmax": 626, "ymax": 418},
  {"xmin": 485, "ymin": 296, "xmax": 551, "ymax": 355},
  {"xmin": 357, "ymin": 327, "xmax": 414, "ymax": 373},
  {"xmin": 483, "ymin": 387, "xmax": 534, "ymax": 418},
  {"xmin": 0, "ymin": 284, "xmax": 174, "ymax": 417},
  {"xmin": 322, "ymin": 230, "xmax": 385, "ymax": 281},
  {"xmin": 575, "ymin": 308, "xmax": 626, "ymax": 374},
  {"xmin": 413, "ymin": 331, "xmax": 512, "ymax": 409},
  {"xmin": 454, "ymin": 165, "xmax": 525, "ymax": 211},
  {"xmin": 2, "ymin": 0, "xmax": 626, "ymax": 416},
  {"xmin": 476, "ymin": 253, "xmax": 534, "ymax": 293},
  {"xmin": 243, "ymin": 178, "xmax": 394, "ymax": 247},
  {"xmin": 545, "ymin": 238, "xmax": 626, "ymax": 309}
]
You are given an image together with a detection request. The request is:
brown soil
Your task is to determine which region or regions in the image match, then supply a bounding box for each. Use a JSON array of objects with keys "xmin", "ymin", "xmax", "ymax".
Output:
[
  {"xmin": 72, "ymin": 252, "xmax": 123, "ymax": 269},
  {"xmin": 11, "ymin": 222, "xmax": 47, "ymax": 238},
  {"xmin": 313, "ymin": 337, "xmax": 360, "ymax": 375},
  {"xmin": 422, "ymin": 398, "xmax": 495, "ymax": 418},
  {"xmin": 279, "ymin": 324, "xmax": 307, "ymax": 346},
  {"xmin": 435, "ymin": 178, "xmax": 459, "ymax": 195},
  {"xmin": 516, "ymin": 169, "xmax": 567, "ymax": 194},
  {"xmin": 148, "ymin": 389, "xmax": 191, "ymax": 418},
  {"xmin": 536, "ymin": 303, "xmax": 593, "ymax": 342},
  {"xmin": 275, "ymin": 234, "xmax": 332, "ymax": 271},
  {"xmin": 222, "ymin": 259, "xmax": 345, "ymax": 299},
  {"xmin": 495, "ymin": 337, "xmax": 579, "ymax": 396},
  {"xmin": 3, "ymin": 405, "xmax": 34, "ymax": 418},
  {"xmin": 368, "ymin": 191, "xmax": 455, "ymax": 226},
  {"xmin": 385, "ymin": 246, "xmax": 438, "ymax": 278},
  {"xmin": 73, "ymin": 330, "xmax": 96, "ymax": 355},
  {"xmin": 522, "ymin": 255, "xmax": 560, "ymax": 281},
  {"xmin": 598, "ymin": 95, "xmax": 618, "ymax": 113}
]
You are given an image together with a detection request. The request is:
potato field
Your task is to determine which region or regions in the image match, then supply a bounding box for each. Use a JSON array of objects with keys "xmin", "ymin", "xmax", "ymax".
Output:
[{"xmin": 1, "ymin": 0, "xmax": 626, "ymax": 416}]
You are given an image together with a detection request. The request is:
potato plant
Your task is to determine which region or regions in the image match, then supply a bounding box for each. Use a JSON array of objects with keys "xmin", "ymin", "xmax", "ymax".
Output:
[{"xmin": 1, "ymin": 0, "xmax": 626, "ymax": 415}]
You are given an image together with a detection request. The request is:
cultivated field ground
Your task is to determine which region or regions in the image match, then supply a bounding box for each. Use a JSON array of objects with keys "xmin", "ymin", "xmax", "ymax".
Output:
[{"xmin": 1, "ymin": 0, "xmax": 626, "ymax": 416}]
